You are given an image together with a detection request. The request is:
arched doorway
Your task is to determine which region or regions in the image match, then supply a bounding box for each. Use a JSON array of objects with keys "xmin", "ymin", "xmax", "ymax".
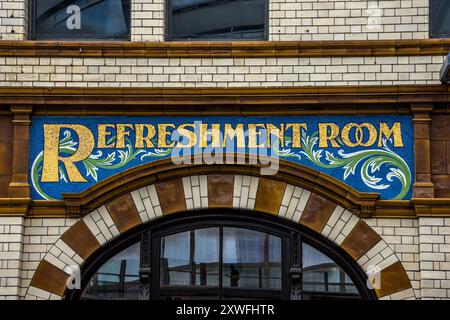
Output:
[
  {"xmin": 69, "ymin": 210, "xmax": 376, "ymax": 300},
  {"xmin": 25, "ymin": 160, "xmax": 415, "ymax": 300}
]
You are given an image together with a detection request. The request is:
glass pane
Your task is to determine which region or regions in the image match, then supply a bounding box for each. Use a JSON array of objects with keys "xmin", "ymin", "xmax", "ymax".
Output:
[
  {"xmin": 160, "ymin": 228, "xmax": 219, "ymax": 287},
  {"xmin": 430, "ymin": 0, "xmax": 450, "ymax": 38},
  {"xmin": 223, "ymin": 228, "xmax": 282, "ymax": 289},
  {"xmin": 302, "ymin": 243, "xmax": 358, "ymax": 295},
  {"xmin": 168, "ymin": 0, "xmax": 266, "ymax": 40},
  {"xmin": 81, "ymin": 242, "xmax": 140, "ymax": 300},
  {"xmin": 34, "ymin": 0, "xmax": 131, "ymax": 40}
]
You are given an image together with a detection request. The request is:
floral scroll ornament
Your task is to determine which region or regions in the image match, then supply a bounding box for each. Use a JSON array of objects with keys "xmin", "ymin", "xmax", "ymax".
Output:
[
  {"xmin": 31, "ymin": 129, "xmax": 412, "ymax": 201},
  {"xmin": 31, "ymin": 130, "xmax": 171, "ymax": 200},
  {"xmin": 275, "ymin": 131, "xmax": 412, "ymax": 200}
]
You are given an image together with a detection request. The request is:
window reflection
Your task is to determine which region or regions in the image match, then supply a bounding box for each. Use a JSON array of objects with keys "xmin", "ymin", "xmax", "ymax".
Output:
[
  {"xmin": 33, "ymin": 0, "xmax": 131, "ymax": 40},
  {"xmin": 302, "ymin": 243, "xmax": 358, "ymax": 295},
  {"xmin": 223, "ymin": 228, "xmax": 281, "ymax": 289},
  {"xmin": 430, "ymin": 0, "xmax": 450, "ymax": 38},
  {"xmin": 160, "ymin": 228, "xmax": 220, "ymax": 287},
  {"xmin": 168, "ymin": 0, "xmax": 267, "ymax": 40},
  {"xmin": 81, "ymin": 242, "xmax": 140, "ymax": 300}
]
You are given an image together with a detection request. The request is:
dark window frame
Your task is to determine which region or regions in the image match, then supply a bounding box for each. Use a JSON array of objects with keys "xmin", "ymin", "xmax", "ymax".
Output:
[
  {"xmin": 28, "ymin": 0, "xmax": 132, "ymax": 41},
  {"xmin": 165, "ymin": 0, "xmax": 270, "ymax": 41},
  {"xmin": 67, "ymin": 209, "xmax": 377, "ymax": 300}
]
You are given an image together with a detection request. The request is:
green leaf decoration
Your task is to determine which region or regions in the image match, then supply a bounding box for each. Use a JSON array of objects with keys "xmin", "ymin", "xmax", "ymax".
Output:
[
  {"xmin": 31, "ymin": 131, "xmax": 170, "ymax": 200},
  {"xmin": 274, "ymin": 131, "xmax": 412, "ymax": 200}
]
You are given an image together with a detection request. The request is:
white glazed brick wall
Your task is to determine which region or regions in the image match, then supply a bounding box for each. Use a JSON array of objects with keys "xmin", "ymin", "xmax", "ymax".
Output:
[
  {"xmin": 322, "ymin": 206, "xmax": 359, "ymax": 245},
  {"xmin": 0, "ymin": 55, "xmax": 444, "ymax": 87},
  {"xmin": 0, "ymin": 0, "xmax": 27, "ymax": 40},
  {"xmin": 131, "ymin": 0, "xmax": 165, "ymax": 41},
  {"xmin": 233, "ymin": 175, "xmax": 259, "ymax": 210},
  {"xmin": 131, "ymin": 185, "xmax": 163, "ymax": 223},
  {"xmin": 183, "ymin": 175, "xmax": 208, "ymax": 210},
  {"xmin": 278, "ymin": 184, "xmax": 311, "ymax": 223},
  {"xmin": 419, "ymin": 217, "xmax": 450, "ymax": 300},
  {"xmin": 364, "ymin": 218, "xmax": 421, "ymax": 299},
  {"xmin": 20, "ymin": 218, "xmax": 77, "ymax": 299},
  {"xmin": 0, "ymin": 0, "xmax": 432, "ymax": 42},
  {"xmin": 82, "ymin": 206, "xmax": 120, "ymax": 246},
  {"xmin": 0, "ymin": 217, "xmax": 23, "ymax": 300},
  {"xmin": 270, "ymin": 0, "xmax": 429, "ymax": 41}
]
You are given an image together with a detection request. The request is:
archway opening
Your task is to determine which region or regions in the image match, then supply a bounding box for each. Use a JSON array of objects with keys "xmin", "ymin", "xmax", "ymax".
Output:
[{"xmin": 67, "ymin": 209, "xmax": 377, "ymax": 300}]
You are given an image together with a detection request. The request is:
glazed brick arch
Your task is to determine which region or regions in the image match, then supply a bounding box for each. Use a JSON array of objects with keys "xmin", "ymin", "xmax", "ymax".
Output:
[{"xmin": 26, "ymin": 173, "xmax": 414, "ymax": 300}]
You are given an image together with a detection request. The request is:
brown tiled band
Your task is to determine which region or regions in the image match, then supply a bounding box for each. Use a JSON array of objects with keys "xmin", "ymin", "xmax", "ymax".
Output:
[
  {"xmin": 105, "ymin": 193, "xmax": 142, "ymax": 233},
  {"xmin": 1, "ymin": 86, "xmax": 450, "ymax": 112},
  {"xmin": 155, "ymin": 178, "xmax": 187, "ymax": 214},
  {"xmin": 207, "ymin": 174, "xmax": 234, "ymax": 208},
  {"xmin": 340, "ymin": 220, "xmax": 382, "ymax": 261},
  {"xmin": 60, "ymin": 220, "xmax": 101, "ymax": 260},
  {"xmin": 254, "ymin": 178, "xmax": 287, "ymax": 215},
  {"xmin": 29, "ymin": 260, "xmax": 70, "ymax": 297},
  {"xmin": 299, "ymin": 193, "xmax": 337, "ymax": 233},
  {"xmin": 375, "ymin": 261, "xmax": 413, "ymax": 298},
  {"xmin": 1, "ymin": 39, "xmax": 450, "ymax": 58}
]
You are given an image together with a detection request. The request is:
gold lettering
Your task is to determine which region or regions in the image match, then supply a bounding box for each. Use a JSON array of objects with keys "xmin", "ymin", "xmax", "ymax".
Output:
[
  {"xmin": 116, "ymin": 124, "xmax": 134, "ymax": 149},
  {"xmin": 286, "ymin": 123, "xmax": 307, "ymax": 148},
  {"xmin": 248, "ymin": 124, "xmax": 266, "ymax": 148},
  {"xmin": 378, "ymin": 122, "xmax": 404, "ymax": 147},
  {"xmin": 135, "ymin": 124, "xmax": 156, "ymax": 148},
  {"xmin": 42, "ymin": 124, "xmax": 94, "ymax": 183},
  {"xmin": 266, "ymin": 124, "xmax": 285, "ymax": 148},
  {"xmin": 319, "ymin": 123, "xmax": 340, "ymax": 148},
  {"xmin": 177, "ymin": 123, "xmax": 196, "ymax": 148},
  {"xmin": 158, "ymin": 124, "xmax": 176, "ymax": 148},
  {"xmin": 200, "ymin": 123, "xmax": 221, "ymax": 148},
  {"xmin": 223, "ymin": 123, "xmax": 245, "ymax": 148},
  {"xmin": 341, "ymin": 123, "xmax": 377, "ymax": 147},
  {"xmin": 97, "ymin": 124, "xmax": 115, "ymax": 148}
]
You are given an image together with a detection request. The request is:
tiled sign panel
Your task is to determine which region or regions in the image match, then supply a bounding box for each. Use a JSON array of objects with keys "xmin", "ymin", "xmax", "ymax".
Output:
[{"xmin": 29, "ymin": 115, "xmax": 414, "ymax": 200}]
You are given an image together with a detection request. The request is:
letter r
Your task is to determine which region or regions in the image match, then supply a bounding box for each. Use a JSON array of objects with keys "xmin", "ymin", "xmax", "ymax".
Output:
[{"xmin": 42, "ymin": 124, "xmax": 94, "ymax": 183}]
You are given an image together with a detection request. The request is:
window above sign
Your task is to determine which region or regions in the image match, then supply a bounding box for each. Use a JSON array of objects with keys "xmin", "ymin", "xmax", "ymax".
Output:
[
  {"xmin": 29, "ymin": 0, "xmax": 131, "ymax": 40},
  {"xmin": 166, "ymin": 0, "xmax": 268, "ymax": 40},
  {"xmin": 430, "ymin": 0, "xmax": 450, "ymax": 38}
]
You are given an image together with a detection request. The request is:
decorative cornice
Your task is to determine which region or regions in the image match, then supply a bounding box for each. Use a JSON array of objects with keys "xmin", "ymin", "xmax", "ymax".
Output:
[
  {"xmin": 0, "ymin": 39, "xmax": 450, "ymax": 58},
  {"xmin": 0, "ymin": 85, "xmax": 449, "ymax": 115}
]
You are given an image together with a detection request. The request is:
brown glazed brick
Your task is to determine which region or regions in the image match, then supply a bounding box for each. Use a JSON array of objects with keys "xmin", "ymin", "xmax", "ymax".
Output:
[
  {"xmin": 30, "ymin": 260, "xmax": 70, "ymax": 297},
  {"xmin": 14, "ymin": 124, "xmax": 30, "ymax": 141},
  {"xmin": 299, "ymin": 193, "xmax": 337, "ymax": 233},
  {"xmin": 155, "ymin": 178, "xmax": 187, "ymax": 214},
  {"xmin": 375, "ymin": 261, "xmax": 412, "ymax": 298},
  {"xmin": 0, "ymin": 116, "xmax": 12, "ymax": 141},
  {"xmin": 254, "ymin": 178, "xmax": 287, "ymax": 215},
  {"xmin": 431, "ymin": 116, "xmax": 450, "ymax": 140},
  {"xmin": 208, "ymin": 174, "xmax": 234, "ymax": 208},
  {"xmin": 432, "ymin": 175, "xmax": 450, "ymax": 198},
  {"xmin": 414, "ymin": 139, "xmax": 431, "ymax": 174},
  {"xmin": 413, "ymin": 184, "xmax": 434, "ymax": 198},
  {"xmin": 60, "ymin": 220, "xmax": 101, "ymax": 260},
  {"xmin": 106, "ymin": 193, "xmax": 142, "ymax": 233},
  {"xmin": 430, "ymin": 141, "xmax": 447, "ymax": 175},
  {"xmin": 340, "ymin": 220, "xmax": 382, "ymax": 261},
  {"xmin": 0, "ymin": 175, "xmax": 9, "ymax": 196},
  {"xmin": 447, "ymin": 141, "xmax": 450, "ymax": 174},
  {"xmin": 414, "ymin": 123, "xmax": 430, "ymax": 139},
  {"xmin": 0, "ymin": 142, "xmax": 12, "ymax": 174}
]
